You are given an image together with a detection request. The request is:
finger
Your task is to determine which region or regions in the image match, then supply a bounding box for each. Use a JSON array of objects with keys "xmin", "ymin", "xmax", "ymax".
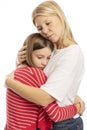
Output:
[
  {"xmin": 18, "ymin": 50, "xmax": 26, "ymax": 56},
  {"xmin": 18, "ymin": 54, "xmax": 26, "ymax": 59},
  {"xmin": 19, "ymin": 45, "xmax": 27, "ymax": 52},
  {"xmin": 79, "ymin": 102, "xmax": 86, "ymax": 114}
]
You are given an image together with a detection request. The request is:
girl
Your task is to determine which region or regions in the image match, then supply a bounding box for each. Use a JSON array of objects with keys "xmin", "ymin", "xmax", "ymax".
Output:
[{"xmin": 6, "ymin": 33, "xmax": 79, "ymax": 130}]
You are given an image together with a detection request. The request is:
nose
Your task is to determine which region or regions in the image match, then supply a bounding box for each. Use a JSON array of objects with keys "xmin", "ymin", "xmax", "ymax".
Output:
[
  {"xmin": 42, "ymin": 26, "xmax": 48, "ymax": 35},
  {"xmin": 42, "ymin": 59, "xmax": 48, "ymax": 66}
]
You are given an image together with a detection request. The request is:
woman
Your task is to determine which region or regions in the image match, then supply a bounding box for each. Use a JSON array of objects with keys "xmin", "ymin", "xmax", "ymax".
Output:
[{"xmin": 6, "ymin": 1, "xmax": 85, "ymax": 130}]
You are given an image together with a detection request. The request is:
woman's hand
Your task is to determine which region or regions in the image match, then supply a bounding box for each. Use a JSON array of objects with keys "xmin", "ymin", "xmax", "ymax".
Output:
[
  {"xmin": 5, "ymin": 72, "xmax": 14, "ymax": 88},
  {"xmin": 75, "ymin": 96, "xmax": 85, "ymax": 115},
  {"xmin": 17, "ymin": 45, "xmax": 27, "ymax": 66}
]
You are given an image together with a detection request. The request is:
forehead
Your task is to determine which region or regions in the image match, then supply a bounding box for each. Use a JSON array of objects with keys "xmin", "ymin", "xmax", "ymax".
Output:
[
  {"xmin": 33, "ymin": 47, "xmax": 52, "ymax": 55},
  {"xmin": 35, "ymin": 15, "xmax": 52, "ymax": 26},
  {"xmin": 35, "ymin": 15, "xmax": 59, "ymax": 27}
]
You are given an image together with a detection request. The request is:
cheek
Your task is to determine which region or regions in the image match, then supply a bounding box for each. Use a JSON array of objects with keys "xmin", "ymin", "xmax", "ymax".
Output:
[
  {"xmin": 40, "ymin": 33, "xmax": 46, "ymax": 39},
  {"xmin": 32, "ymin": 58, "xmax": 37, "ymax": 64},
  {"xmin": 55, "ymin": 27, "xmax": 62, "ymax": 39},
  {"xmin": 31, "ymin": 56, "xmax": 37, "ymax": 65},
  {"xmin": 46, "ymin": 60, "xmax": 49, "ymax": 65},
  {"xmin": 33, "ymin": 58, "xmax": 40, "ymax": 66},
  {"xmin": 54, "ymin": 21, "xmax": 62, "ymax": 34}
]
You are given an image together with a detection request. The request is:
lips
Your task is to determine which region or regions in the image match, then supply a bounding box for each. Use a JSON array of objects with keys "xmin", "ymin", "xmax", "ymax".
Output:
[
  {"xmin": 39, "ymin": 67, "xmax": 44, "ymax": 70},
  {"xmin": 47, "ymin": 34, "xmax": 54, "ymax": 39}
]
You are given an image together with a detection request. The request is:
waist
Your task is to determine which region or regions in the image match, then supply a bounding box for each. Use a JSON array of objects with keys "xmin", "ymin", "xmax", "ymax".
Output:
[
  {"xmin": 52, "ymin": 116, "xmax": 83, "ymax": 129},
  {"xmin": 73, "ymin": 113, "xmax": 80, "ymax": 119},
  {"xmin": 54, "ymin": 115, "xmax": 80, "ymax": 124}
]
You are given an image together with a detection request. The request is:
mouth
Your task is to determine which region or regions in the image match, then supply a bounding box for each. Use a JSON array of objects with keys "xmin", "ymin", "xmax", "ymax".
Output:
[
  {"xmin": 39, "ymin": 67, "xmax": 44, "ymax": 70},
  {"xmin": 47, "ymin": 34, "xmax": 54, "ymax": 39}
]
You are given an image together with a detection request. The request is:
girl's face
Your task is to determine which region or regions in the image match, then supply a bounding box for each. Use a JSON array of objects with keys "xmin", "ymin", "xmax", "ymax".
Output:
[
  {"xmin": 35, "ymin": 15, "xmax": 62, "ymax": 44},
  {"xmin": 31, "ymin": 47, "xmax": 52, "ymax": 70}
]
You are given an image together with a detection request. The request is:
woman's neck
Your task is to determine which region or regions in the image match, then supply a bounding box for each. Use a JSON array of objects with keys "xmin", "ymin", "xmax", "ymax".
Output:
[{"xmin": 55, "ymin": 39, "xmax": 76, "ymax": 49}]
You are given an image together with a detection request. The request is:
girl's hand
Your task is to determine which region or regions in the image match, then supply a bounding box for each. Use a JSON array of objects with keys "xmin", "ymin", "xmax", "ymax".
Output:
[
  {"xmin": 75, "ymin": 96, "xmax": 85, "ymax": 115},
  {"xmin": 17, "ymin": 45, "xmax": 27, "ymax": 66}
]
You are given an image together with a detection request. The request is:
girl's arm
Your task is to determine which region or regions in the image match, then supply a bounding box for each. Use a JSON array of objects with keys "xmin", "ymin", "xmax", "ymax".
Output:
[
  {"xmin": 6, "ymin": 75, "xmax": 85, "ymax": 116},
  {"xmin": 43, "ymin": 100, "xmax": 80, "ymax": 122}
]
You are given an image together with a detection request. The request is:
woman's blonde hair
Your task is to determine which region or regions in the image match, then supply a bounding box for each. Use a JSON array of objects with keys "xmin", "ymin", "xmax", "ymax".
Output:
[
  {"xmin": 32, "ymin": 0, "xmax": 77, "ymax": 49},
  {"xmin": 23, "ymin": 33, "xmax": 54, "ymax": 67}
]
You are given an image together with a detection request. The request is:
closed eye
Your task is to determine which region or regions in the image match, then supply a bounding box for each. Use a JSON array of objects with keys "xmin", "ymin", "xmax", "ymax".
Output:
[
  {"xmin": 37, "ymin": 26, "xmax": 43, "ymax": 32},
  {"xmin": 46, "ymin": 22, "xmax": 51, "ymax": 25},
  {"xmin": 47, "ymin": 55, "xmax": 51, "ymax": 60},
  {"xmin": 37, "ymin": 56, "xmax": 43, "ymax": 59}
]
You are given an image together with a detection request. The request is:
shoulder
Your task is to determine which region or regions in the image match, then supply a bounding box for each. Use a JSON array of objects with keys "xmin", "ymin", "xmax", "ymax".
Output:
[
  {"xmin": 14, "ymin": 66, "xmax": 47, "ymax": 86},
  {"xmin": 61, "ymin": 44, "xmax": 84, "ymax": 58},
  {"xmin": 54, "ymin": 44, "xmax": 84, "ymax": 65},
  {"xmin": 15, "ymin": 66, "xmax": 47, "ymax": 79},
  {"xmin": 67, "ymin": 44, "xmax": 83, "ymax": 54},
  {"xmin": 67, "ymin": 44, "xmax": 84, "ymax": 60},
  {"xmin": 15, "ymin": 66, "xmax": 44, "ymax": 75}
]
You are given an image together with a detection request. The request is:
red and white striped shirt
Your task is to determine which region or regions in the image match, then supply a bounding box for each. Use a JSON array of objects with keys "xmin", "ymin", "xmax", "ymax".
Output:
[{"xmin": 6, "ymin": 66, "xmax": 77, "ymax": 130}]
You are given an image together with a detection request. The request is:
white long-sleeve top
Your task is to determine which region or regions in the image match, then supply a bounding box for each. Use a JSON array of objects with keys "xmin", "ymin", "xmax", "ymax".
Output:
[{"xmin": 41, "ymin": 44, "xmax": 85, "ymax": 106}]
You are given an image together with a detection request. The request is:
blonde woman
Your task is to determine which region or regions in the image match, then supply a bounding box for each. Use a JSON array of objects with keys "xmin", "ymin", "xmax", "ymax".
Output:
[{"xmin": 6, "ymin": 1, "xmax": 85, "ymax": 130}]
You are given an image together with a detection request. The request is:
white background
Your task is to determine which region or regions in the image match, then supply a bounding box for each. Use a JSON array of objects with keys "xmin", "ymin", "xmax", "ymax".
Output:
[{"xmin": 0, "ymin": 0, "xmax": 87, "ymax": 129}]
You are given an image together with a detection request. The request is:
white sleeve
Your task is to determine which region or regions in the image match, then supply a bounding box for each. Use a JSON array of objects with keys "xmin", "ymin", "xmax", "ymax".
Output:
[{"xmin": 41, "ymin": 46, "xmax": 84, "ymax": 102}]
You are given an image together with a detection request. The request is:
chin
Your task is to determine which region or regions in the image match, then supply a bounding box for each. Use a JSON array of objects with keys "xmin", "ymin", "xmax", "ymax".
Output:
[{"xmin": 50, "ymin": 37, "xmax": 58, "ymax": 43}]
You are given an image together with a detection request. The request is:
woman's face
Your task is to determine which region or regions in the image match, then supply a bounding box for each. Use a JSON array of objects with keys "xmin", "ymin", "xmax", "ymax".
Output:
[
  {"xmin": 31, "ymin": 47, "xmax": 52, "ymax": 70},
  {"xmin": 35, "ymin": 15, "xmax": 62, "ymax": 44}
]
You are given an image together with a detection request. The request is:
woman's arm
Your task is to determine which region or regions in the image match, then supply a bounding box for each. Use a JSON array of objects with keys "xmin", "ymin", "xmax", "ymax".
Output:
[{"xmin": 6, "ymin": 76, "xmax": 55, "ymax": 106}]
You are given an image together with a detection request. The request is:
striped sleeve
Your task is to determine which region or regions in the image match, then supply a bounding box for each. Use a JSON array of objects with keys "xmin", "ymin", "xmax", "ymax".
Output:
[
  {"xmin": 14, "ymin": 66, "xmax": 47, "ymax": 87},
  {"xmin": 43, "ymin": 101, "xmax": 77, "ymax": 122}
]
